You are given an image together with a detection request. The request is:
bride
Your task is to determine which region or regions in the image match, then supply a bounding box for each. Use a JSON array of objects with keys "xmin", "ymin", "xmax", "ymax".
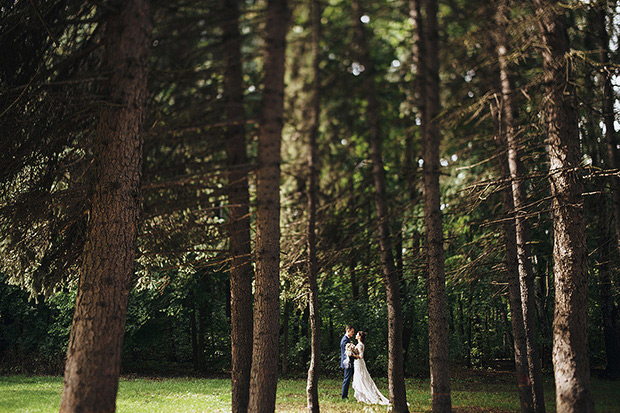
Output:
[{"xmin": 351, "ymin": 331, "xmax": 390, "ymax": 405}]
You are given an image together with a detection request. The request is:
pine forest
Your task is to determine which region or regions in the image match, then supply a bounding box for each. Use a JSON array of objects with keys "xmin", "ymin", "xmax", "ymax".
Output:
[{"xmin": 1, "ymin": 0, "xmax": 620, "ymax": 412}]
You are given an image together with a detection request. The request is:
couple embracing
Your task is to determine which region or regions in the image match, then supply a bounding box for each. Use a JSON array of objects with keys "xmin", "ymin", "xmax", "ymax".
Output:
[{"xmin": 340, "ymin": 325, "xmax": 389, "ymax": 405}]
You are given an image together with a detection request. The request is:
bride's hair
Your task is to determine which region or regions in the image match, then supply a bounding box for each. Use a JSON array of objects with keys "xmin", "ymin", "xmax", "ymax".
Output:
[{"xmin": 358, "ymin": 331, "xmax": 366, "ymax": 343}]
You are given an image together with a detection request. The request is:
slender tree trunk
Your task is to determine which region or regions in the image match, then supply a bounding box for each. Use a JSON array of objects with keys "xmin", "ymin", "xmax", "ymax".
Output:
[
  {"xmin": 596, "ymin": 193, "xmax": 620, "ymax": 379},
  {"xmin": 467, "ymin": 306, "xmax": 472, "ymax": 368},
  {"xmin": 348, "ymin": 177, "xmax": 360, "ymax": 300},
  {"xmin": 59, "ymin": 1, "xmax": 151, "ymax": 411},
  {"xmin": 493, "ymin": 3, "xmax": 545, "ymax": 409},
  {"xmin": 535, "ymin": 273, "xmax": 553, "ymax": 369},
  {"xmin": 491, "ymin": 100, "xmax": 535, "ymax": 412},
  {"xmin": 221, "ymin": 0, "xmax": 254, "ymax": 410},
  {"xmin": 248, "ymin": 0, "xmax": 288, "ymax": 410},
  {"xmin": 198, "ymin": 302, "xmax": 207, "ymax": 370},
  {"xmin": 351, "ymin": 1, "xmax": 408, "ymax": 410},
  {"xmin": 499, "ymin": 302, "xmax": 515, "ymax": 356},
  {"xmin": 190, "ymin": 301, "xmax": 199, "ymax": 371},
  {"xmin": 168, "ymin": 323, "xmax": 177, "ymax": 362},
  {"xmin": 458, "ymin": 296, "xmax": 465, "ymax": 340},
  {"xmin": 350, "ymin": 257, "xmax": 360, "ymax": 299},
  {"xmin": 597, "ymin": 0, "xmax": 620, "ymax": 252},
  {"xmin": 306, "ymin": 0, "xmax": 322, "ymax": 410},
  {"xmin": 282, "ymin": 299, "xmax": 291, "ymax": 375},
  {"xmin": 533, "ymin": 0, "xmax": 594, "ymax": 410},
  {"xmin": 419, "ymin": 0, "xmax": 451, "ymax": 410},
  {"xmin": 596, "ymin": 0, "xmax": 620, "ymax": 379}
]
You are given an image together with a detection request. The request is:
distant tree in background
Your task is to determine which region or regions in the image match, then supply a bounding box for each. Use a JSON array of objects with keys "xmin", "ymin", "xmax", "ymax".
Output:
[
  {"xmin": 306, "ymin": 0, "xmax": 322, "ymax": 411},
  {"xmin": 420, "ymin": 0, "xmax": 451, "ymax": 410},
  {"xmin": 492, "ymin": 1, "xmax": 545, "ymax": 409}
]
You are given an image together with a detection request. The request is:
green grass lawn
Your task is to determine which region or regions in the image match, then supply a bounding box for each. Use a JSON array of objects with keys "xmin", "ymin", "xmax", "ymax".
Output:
[{"xmin": 1, "ymin": 371, "xmax": 619, "ymax": 412}]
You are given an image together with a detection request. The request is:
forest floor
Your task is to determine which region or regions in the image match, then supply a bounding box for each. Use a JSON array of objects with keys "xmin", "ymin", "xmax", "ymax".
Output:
[{"xmin": 1, "ymin": 368, "xmax": 619, "ymax": 412}]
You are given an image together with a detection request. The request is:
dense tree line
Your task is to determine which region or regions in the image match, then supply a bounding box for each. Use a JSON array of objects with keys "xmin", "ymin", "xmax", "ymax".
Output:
[{"xmin": 1, "ymin": 0, "xmax": 620, "ymax": 411}]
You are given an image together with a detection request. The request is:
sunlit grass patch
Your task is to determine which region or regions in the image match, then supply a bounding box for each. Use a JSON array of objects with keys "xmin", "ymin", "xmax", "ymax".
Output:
[{"xmin": 1, "ymin": 372, "xmax": 619, "ymax": 412}]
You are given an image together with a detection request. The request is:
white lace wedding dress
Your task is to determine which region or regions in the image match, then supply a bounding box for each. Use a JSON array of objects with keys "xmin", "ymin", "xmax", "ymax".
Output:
[{"xmin": 352, "ymin": 342, "xmax": 390, "ymax": 405}]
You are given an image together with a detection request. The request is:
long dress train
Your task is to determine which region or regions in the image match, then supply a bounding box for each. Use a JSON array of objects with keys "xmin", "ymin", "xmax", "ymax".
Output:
[{"xmin": 352, "ymin": 342, "xmax": 390, "ymax": 405}]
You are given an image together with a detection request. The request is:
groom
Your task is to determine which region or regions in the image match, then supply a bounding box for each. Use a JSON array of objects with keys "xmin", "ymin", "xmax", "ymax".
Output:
[{"xmin": 340, "ymin": 325, "xmax": 355, "ymax": 398}]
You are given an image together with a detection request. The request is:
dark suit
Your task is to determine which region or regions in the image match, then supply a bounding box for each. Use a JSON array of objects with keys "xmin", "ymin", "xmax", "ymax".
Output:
[{"xmin": 340, "ymin": 334, "xmax": 354, "ymax": 398}]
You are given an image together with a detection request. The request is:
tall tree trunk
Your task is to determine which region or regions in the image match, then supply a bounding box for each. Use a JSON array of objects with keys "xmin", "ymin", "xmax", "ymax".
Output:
[
  {"xmin": 595, "ymin": 0, "xmax": 620, "ymax": 379},
  {"xmin": 597, "ymin": 0, "xmax": 620, "ymax": 253},
  {"xmin": 533, "ymin": 0, "xmax": 594, "ymax": 410},
  {"xmin": 491, "ymin": 100, "xmax": 535, "ymax": 412},
  {"xmin": 493, "ymin": 2, "xmax": 546, "ymax": 409},
  {"xmin": 59, "ymin": 1, "xmax": 151, "ymax": 411},
  {"xmin": 352, "ymin": 1, "xmax": 408, "ymax": 411},
  {"xmin": 222, "ymin": 0, "xmax": 254, "ymax": 410},
  {"xmin": 420, "ymin": 0, "xmax": 451, "ymax": 410},
  {"xmin": 306, "ymin": 0, "xmax": 322, "ymax": 410},
  {"xmin": 248, "ymin": 0, "xmax": 288, "ymax": 411}
]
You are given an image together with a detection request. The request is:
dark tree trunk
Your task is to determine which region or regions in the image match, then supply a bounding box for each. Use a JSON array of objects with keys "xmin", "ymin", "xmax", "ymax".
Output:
[
  {"xmin": 597, "ymin": 0, "xmax": 620, "ymax": 253},
  {"xmin": 197, "ymin": 302, "xmax": 207, "ymax": 370},
  {"xmin": 493, "ymin": 3, "xmax": 545, "ymax": 409},
  {"xmin": 350, "ymin": 257, "xmax": 360, "ymax": 299},
  {"xmin": 248, "ymin": 0, "xmax": 288, "ymax": 410},
  {"xmin": 499, "ymin": 302, "xmax": 515, "ymax": 357},
  {"xmin": 221, "ymin": 0, "xmax": 254, "ymax": 410},
  {"xmin": 420, "ymin": 0, "xmax": 451, "ymax": 410},
  {"xmin": 352, "ymin": 1, "xmax": 408, "ymax": 410},
  {"xmin": 306, "ymin": 0, "xmax": 322, "ymax": 410},
  {"xmin": 329, "ymin": 316, "xmax": 334, "ymax": 349},
  {"xmin": 190, "ymin": 301, "xmax": 199, "ymax": 371},
  {"xmin": 282, "ymin": 299, "xmax": 291, "ymax": 375},
  {"xmin": 595, "ymin": 194, "xmax": 620, "ymax": 380},
  {"xmin": 457, "ymin": 296, "xmax": 465, "ymax": 340},
  {"xmin": 533, "ymin": 0, "xmax": 594, "ymax": 410},
  {"xmin": 168, "ymin": 323, "xmax": 177, "ymax": 362},
  {"xmin": 535, "ymin": 272, "xmax": 553, "ymax": 369},
  {"xmin": 59, "ymin": 1, "xmax": 151, "ymax": 411},
  {"xmin": 491, "ymin": 98, "xmax": 535, "ymax": 412},
  {"xmin": 595, "ymin": 0, "xmax": 620, "ymax": 380}
]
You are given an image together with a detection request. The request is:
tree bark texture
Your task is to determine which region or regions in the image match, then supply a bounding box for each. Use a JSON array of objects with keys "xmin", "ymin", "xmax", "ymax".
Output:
[
  {"xmin": 408, "ymin": 0, "xmax": 424, "ymax": 204},
  {"xmin": 491, "ymin": 101, "xmax": 535, "ymax": 413},
  {"xmin": 222, "ymin": 0, "xmax": 255, "ymax": 411},
  {"xmin": 420, "ymin": 0, "xmax": 451, "ymax": 410},
  {"xmin": 352, "ymin": 1, "xmax": 409, "ymax": 411},
  {"xmin": 59, "ymin": 0, "xmax": 151, "ymax": 411},
  {"xmin": 248, "ymin": 0, "xmax": 288, "ymax": 411},
  {"xmin": 533, "ymin": 0, "xmax": 594, "ymax": 410},
  {"xmin": 306, "ymin": 0, "xmax": 322, "ymax": 411},
  {"xmin": 493, "ymin": 3, "xmax": 546, "ymax": 409},
  {"xmin": 595, "ymin": 0, "xmax": 620, "ymax": 379}
]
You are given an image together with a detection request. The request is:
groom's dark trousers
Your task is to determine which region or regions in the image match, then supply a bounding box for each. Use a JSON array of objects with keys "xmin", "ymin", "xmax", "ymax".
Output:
[
  {"xmin": 342, "ymin": 365, "xmax": 354, "ymax": 398},
  {"xmin": 340, "ymin": 334, "xmax": 353, "ymax": 398}
]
